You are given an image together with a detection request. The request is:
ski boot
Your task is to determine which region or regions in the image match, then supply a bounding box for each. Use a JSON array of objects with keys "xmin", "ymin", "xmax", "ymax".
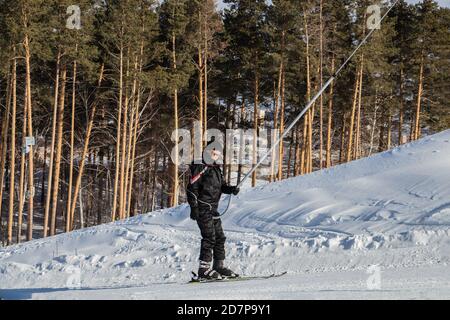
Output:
[
  {"xmin": 197, "ymin": 261, "xmax": 222, "ymax": 281},
  {"xmin": 213, "ymin": 260, "xmax": 239, "ymax": 279}
]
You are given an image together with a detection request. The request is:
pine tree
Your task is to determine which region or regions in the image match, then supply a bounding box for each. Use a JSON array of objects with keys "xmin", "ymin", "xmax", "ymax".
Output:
[
  {"xmin": 159, "ymin": 0, "xmax": 194, "ymax": 207},
  {"xmin": 267, "ymin": 0, "xmax": 302, "ymax": 180},
  {"xmin": 392, "ymin": 0, "xmax": 416, "ymax": 145},
  {"xmin": 223, "ymin": 0, "xmax": 269, "ymax": 186},
  {"xmin": 412, "ymin": 0, "xmax": 441, "ymax": 140}
]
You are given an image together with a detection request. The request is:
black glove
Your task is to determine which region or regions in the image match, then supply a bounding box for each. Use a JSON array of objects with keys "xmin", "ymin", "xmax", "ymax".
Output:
[
  {"xmin": 222, "ymin": 185, "xmax": 240, "ymax": 195},
  {"xmin": 190, "ymin": 207, "xmax": 199, "ymax": 221}
]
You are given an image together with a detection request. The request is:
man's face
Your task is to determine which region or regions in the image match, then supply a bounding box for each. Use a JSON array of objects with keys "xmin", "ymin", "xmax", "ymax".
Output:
[{"xmin": 210, "ymin": 149, "xmax": 222, "ymax": 162}]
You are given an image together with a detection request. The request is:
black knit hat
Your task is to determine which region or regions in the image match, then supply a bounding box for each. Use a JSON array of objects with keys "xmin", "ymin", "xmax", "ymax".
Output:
[{"xmin": 205, "ymin": 139, "xmax": 215, "ymax": 149}]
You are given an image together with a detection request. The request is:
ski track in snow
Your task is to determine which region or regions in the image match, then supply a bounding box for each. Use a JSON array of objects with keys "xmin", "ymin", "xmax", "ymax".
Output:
[{"xmin": 1, "ymin": 131, "xmax": 450, "ymax": 299}]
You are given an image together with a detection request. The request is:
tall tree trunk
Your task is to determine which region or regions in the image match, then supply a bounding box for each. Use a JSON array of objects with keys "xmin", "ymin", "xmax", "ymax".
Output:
[
  {"xmin": 67, "ymin": 47, "xmax": 77, "ymax": 232},
  {"xmin": 160, "ymin": 154, "xmax": 166, "ymax": 209},
  {"xmin": 50, "ymin": 66, "xmax": 67, "ymax": 236},
  {"xmin": 300, "ymin": 117, "xmax": 308, "ymax": 175},
  {"xmin": 17, "ymin": 92, "xmax": 28, "ymax": 245},
  {"xmin": 198, "ymin": 12, "xmax": 204, "ymax": 140},
  {"xmin": 387, "ymin": 106, "xmax": 392, "ymax": 150},
  {"xmin": 252, "ymin": 72, "xmax": 259, "ymax": 187},
  {"xmin": 369, "ymin": 90, "xmax": 379, "ymax": 156},
  {"xmin": 307, "ymin": 112, "xmax": 313, "ymax": 173},
  {"xmin": 3, "ymin": 58, "xmax": 12, "ymax": 244},
  {"xmin": 112, "ymin": 44, "xmax": 124, "ymax": 222},
  {"xmin": 286, "ymin": 130, "xmax": 294, "ymax": 178},
  {"xmin": 78, "ymin": 187, "xmax": 84, "ymax": 229},
  {"xmin": 119, "ymin": 53, "xmax": 130, "ymax": 219},
  {"xmin": 347, "ymin": 14, "xmax": 366, "ymax": 163},
  {"xmin": 398, "ymin": 66, "xmax": 405, "ymax": 145},
  {"xmin": 339, "ymin": 112, "xmax": 346, "ymax": 163},
  {"xmin": 10, "ymin": 56, "xmax": 18, "ymax": 243},
  {"xmin": 227, "ymin": 102, "xmax": 237, "ymax": 183},
  {"xmin": 277, "ymin": 70, "xmax": 286, "ymax": 180},
  {"xmin": 409, "ymin": 112, "xmax": 414, "ymax": 142},
  {"xmin": 294, "ymin": 112, "xmax": 303, "ymax": 176},
  {"xmin": 319, "ymin": 0, "xmax": 324, "ymax": 169},
  {"xmin": 127, "ymin": 109, "xmax": 139, "ymax": 215},
  {"xmin": 24, "ymin": 33, "xmax": 35, "ymax": 241},
  {"xmin": 97, "ymin": 150, "xmax": 104, "ymax": 225},
  {"xmin": 354, "ymin": 55, "xmax": 364, "ymax": 160},
  {"xmin": 44, "ymin": 50, "xmax": 61, "ymax": 237},
  {"xmin": 127, "ymin": 36, "xmax": 144, "ymax": 215},
  {"xmin": 346, "ymin": 69, "xmax": 361, "ymax": 163},
  {"xmin": 172, "ymin": 32, "xmax": 179, "ymax": 207},
  {"xmin": 326, "ymin": 56, "xmax": 336, "ymax": 168},
  {"xmin": 126, "ymin": 56, "xmax": 139, "ymax": 216},
  {"xmin": 274, "ymin": 31, "xmax": 285, "ymax": 181},
  {"xmin": 123, "ymin": 67, "xmax": 133, "ymax": 217},
  {"xmin": 151, "ymin": 150, "xmax": 158, "ymax": 212},
  {"xmin": 237, "ymin": 99, "xmax": 245, "ymax": 184},
  {"xmin": 379, "ymin": 107, "xmax": 386, "ymax": 152},
  {"xmin": 223, "ymin": 103, "xmax": 230, "ymax": 179},
  {"xmin": 270, "ymin": 63, "xmax": 282, "ymax": 182},
  {"xmin": 41, "ymin": 136, "xmax": 47, "ymax": 207},
  {"xmin": 303, "ymin": 10, "xmax": 312, "ymax": 174},
  {"xmin": 294, "ymin": 129, "xmax": 300, "ymax": 176},
  {"xmin": 106, "ymin": 149, "xmax": 111, "ymax": 217},
  {"xmin": 306, "ymin": 27, "xmax": 315, "ymax": 174},
  {"xmin": 414, "ymin": 54, "xmax": 424, "ymax": 141},
  {"xmin": 88, "ymin": 157, "xmax": 94, "ymax": 226},
  {"xmin": 203, "ymin": 20, "xmax": 208, "ymax": 140},
  {"xmin": 69, "ymin": 65, "xmax": 104, "ymax": 229}
]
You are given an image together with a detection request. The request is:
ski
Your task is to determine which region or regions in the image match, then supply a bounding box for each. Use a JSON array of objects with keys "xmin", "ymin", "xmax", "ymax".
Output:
[{"xmin": 188, "ymin": 271, "xmax": 287, "ymax": 284}]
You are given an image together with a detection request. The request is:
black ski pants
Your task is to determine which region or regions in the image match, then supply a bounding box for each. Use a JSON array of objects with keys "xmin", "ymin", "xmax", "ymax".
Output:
[{"xmin": 196, "ymin": 211, "xmax": 226, "ymax": 263}]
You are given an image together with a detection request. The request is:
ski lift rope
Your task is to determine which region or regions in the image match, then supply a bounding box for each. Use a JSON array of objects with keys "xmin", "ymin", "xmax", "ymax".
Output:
[{"xmin": 218, "ymin": 0, "xmax": 400, "ymax": 217}]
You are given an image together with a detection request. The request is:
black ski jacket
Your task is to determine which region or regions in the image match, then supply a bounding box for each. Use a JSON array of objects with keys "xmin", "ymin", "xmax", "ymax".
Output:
[{"xmin": 187, "ymin": 163, "xmax": 235, "ymax": 216}]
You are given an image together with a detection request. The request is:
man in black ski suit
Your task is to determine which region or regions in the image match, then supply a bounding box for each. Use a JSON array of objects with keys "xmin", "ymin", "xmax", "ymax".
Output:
[{"xmin": 187, "ymin": 144, "xmax": 240, "ymax": 280}]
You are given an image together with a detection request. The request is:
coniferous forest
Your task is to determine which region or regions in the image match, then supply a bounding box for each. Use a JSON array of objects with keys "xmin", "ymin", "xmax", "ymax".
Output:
[{"xmin": 0, "ymin": 0, "xmax": 449, "ymax": 246}]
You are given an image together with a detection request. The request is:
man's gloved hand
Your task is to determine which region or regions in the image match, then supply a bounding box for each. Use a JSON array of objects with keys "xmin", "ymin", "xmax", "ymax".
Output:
[
  {"xmin": 190, "ymin": 207, "xmax": 200, "ymax": 221},
  {"xmin": 231, "ymin": 186, "xmax": 240, "ymax": 195}
]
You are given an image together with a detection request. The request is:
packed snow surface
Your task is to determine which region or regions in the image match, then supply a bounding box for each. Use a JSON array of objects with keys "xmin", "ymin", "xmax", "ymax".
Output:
[{"xmin": 1, "ymin": 131, "xmax": 450, "ymax": 299}]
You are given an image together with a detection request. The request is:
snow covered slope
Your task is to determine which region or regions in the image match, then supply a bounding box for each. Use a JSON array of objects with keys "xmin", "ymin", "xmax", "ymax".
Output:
[{"xmin": 1, "ymin": 131, "xmax": 450, "ymax": 300}]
